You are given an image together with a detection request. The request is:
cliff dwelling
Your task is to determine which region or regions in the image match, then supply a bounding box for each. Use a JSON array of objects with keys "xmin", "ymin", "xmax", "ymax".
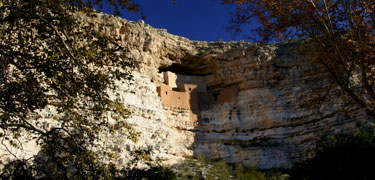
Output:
[
  {"xmin": 156, "ymin": 71, "xmax": 238, "ymax": 122},
  {"xmin": 156, "ymin": 71, "xmax": 200, "ymax": 122}
]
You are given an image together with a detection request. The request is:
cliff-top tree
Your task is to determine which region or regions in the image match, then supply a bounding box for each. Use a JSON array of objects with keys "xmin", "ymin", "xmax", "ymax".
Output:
[
  {"xmin": 0, "ymin": 0, "xmax": 145, "ymax": 179},
  {"xmin": 224, "ymin": 0, "xmax": 375, "ymax": 119}
]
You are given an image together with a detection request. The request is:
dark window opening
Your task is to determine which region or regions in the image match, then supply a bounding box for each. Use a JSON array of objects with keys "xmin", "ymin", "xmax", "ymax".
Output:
[{"xmin": 212, "ymin": 92, "xmax": 219, "ymax": 101}]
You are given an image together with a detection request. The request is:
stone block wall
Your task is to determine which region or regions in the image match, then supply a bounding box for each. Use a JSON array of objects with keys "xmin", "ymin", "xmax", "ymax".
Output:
[
  {"xmin": 157, "ymin": 84, "xmax": 190, "ymax": 109},
  {"xmin": 157, "ymin": 83, "xmax": 199, "ymax": 122}
]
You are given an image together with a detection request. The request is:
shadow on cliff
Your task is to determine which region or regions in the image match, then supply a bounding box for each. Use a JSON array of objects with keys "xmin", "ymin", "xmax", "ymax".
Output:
[{"xmin": 173, "ymin": 41, "xmax": 374, "ymax": 170}]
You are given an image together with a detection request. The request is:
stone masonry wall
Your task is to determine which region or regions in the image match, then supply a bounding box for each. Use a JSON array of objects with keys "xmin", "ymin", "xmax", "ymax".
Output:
[{"xmin": 157, "ymin": 71, "xmax": 200, "ymax": 122}]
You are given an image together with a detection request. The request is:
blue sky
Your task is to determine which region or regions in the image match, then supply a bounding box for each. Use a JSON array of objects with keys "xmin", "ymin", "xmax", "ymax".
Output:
[{"xmin": 117, "ymin": 0, "xmax": 247, "ymax": 41}]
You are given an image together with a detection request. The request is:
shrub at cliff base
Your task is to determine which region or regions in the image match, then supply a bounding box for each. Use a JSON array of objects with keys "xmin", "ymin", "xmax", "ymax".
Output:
[
  {"xmin": 291, "ymin": 128, "xmax": 375, "ymax": 180},
  {"xmin": 174, "ymin": 155, "xmax": 289, "ymax": 180},
  {"xmin": 172, "ymin": 128, "xmax": 375, "ymax": 180}
]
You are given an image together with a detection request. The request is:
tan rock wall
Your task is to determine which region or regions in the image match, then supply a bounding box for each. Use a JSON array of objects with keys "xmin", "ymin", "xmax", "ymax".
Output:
[
  {"xmin": 210, "ymin": 88, "xmax": 238, "ymax": 105},
  {"xmin": 55, "ymin": 13, "xmax": 375, "ymax": 169},
  {"xmin": 2, "ymin": 11, "xmax": 372, "ymax": 170}
]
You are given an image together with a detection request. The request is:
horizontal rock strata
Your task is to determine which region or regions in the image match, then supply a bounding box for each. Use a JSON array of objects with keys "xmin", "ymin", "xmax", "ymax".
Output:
[{"xmin": 1, "ymin": 12, "xmax": 372, "ymax": 170}]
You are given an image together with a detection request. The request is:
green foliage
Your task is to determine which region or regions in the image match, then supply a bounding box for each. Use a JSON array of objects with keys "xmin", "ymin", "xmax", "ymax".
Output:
[
  {"xmin": 0, "ymin": 140, "xmax": 175, "ymax": 179},
  {"xmin": 173, "ymin": 128, "xmax": 375, "ymax": 180},
  {"xmin": 234, "ymin": 166, "xmax": 266, "ymax": 180},
  {"xmin": 266, "ymin": 170, "xmax": 290, "ymax": 180},
  {"xmin": 0, "ymin": 160, "xmax": 35, "ymax": 180},
  {"xmin": 0, "ymin": 0, "xmax": 146, "ymax": 179},
  {"xmin": 175, "ymin": 155, "xmax": 274, "ymax": 180},
  {"xmin": 0, "ymin": 157, "xmax": 178, "ymax": 180},
  {"xmin": 206, "ymin": 161, "xmax": 232, "ymax": 180},
  {"xmin": 121, "ymin": 166, "xmax": 177, "ymax": 180},
  {"xmin": 290, "ymin": 128, "xmax": 375, "ymax": 180},
  {"xmin": 175, "ymin": 155, "xmax": 204, "ymax": 180}
]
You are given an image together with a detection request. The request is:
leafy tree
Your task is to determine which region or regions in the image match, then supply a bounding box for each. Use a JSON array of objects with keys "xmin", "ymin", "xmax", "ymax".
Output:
[
  {"xmin": 223, "ymin": 0, "xmax": 375, "ymax": 119},
  {"xmin": 0, "ymin": 0, "xmax": 146, "ymax": 178}
]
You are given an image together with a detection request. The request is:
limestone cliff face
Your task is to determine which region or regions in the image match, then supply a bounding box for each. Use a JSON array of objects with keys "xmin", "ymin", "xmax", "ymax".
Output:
[
  {"xmin": 84, "ymin": 13, "xmax": 371, "ymax": 169},
  {"xmin": 193, "ymin": 44, "xmax": 369, "ymax": 168},
  {"xmin": 1, "ymin": 12, "xmax": 371, "ymax": 169}
]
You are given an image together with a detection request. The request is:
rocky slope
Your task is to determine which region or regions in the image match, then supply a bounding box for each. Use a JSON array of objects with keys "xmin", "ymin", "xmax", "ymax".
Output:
[{"xmin": 1, "ymin": 12, "xmax": 372, "ymax": 169}]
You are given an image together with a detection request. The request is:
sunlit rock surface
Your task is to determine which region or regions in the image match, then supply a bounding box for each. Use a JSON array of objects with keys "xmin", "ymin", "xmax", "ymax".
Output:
[{"xmin": 1, "ymin": 12, "xmax": 371, "ymax": 169}]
